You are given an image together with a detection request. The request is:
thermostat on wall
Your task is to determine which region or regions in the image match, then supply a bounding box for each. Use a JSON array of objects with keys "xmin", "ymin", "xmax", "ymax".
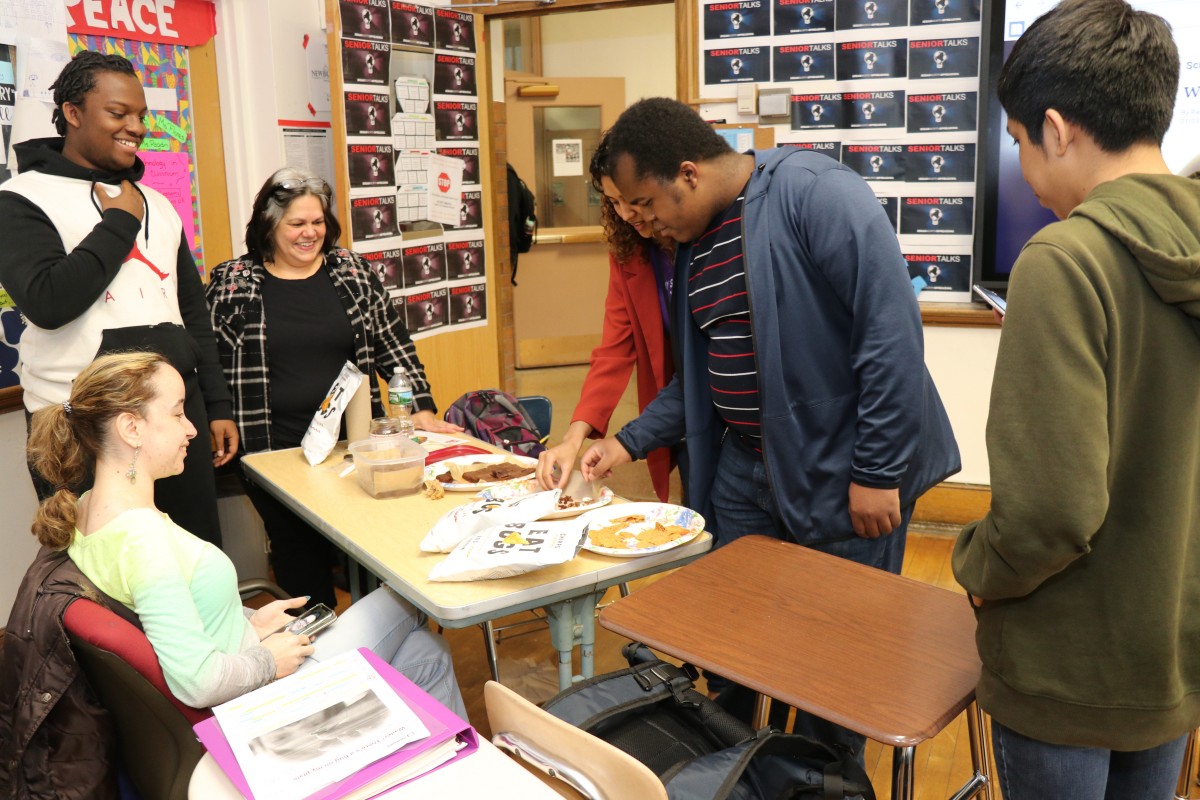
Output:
[
  {"xmin": 736, "ymin": 84, "xmax": 758, "ymax": 115},
  {"xmin": 758, "ymin": 89, "xmax": 791, "ymax": 119}
]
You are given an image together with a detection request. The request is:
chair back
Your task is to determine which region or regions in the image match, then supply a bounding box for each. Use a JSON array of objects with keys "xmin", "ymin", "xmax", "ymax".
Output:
[
  {"xmin": 515, "ymin": 394, "xmax": 553, "ymax": 442},
  {"xmin": 63, "ymin": 599, "xmax": 209, "ymax": 800},
  {"xmin": 484, "ymin": 680, "xmax": 666, "ymax": 800}
]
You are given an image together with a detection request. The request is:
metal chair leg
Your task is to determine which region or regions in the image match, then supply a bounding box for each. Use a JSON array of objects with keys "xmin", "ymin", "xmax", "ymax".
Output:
[
  {"xmin": 482, "ymin": 620, "xmax": 501, "ymax": 682},
  {"xmin": 618, "ymin": 582, "xmax": 630, "ymax": 598},
  {"xmin": 1177, "ymin": 727, "xmax": 1198, "ymax": 800},
  {"xmin": 948, "ymin": 700, "xmax": 992, "ymax": 800}
]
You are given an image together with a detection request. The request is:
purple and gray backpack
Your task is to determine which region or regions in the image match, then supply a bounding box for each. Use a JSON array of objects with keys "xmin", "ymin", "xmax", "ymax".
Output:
[{"xmin": 445, "ymin": 390, "xmax": 547, "ymax": 458}]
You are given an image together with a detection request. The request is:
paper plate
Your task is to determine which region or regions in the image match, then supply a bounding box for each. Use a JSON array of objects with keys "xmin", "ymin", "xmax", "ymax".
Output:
[
  {"xmin": 423, "ymin": 454, "xmax": 538, "ymax": 492},
  {"xmin": 579, "ymin": 503, "xmax": 705, "ymax": 558},
  {"xmin": 477, "ymin": 480, "xmax": 615, "ymax": 519}
]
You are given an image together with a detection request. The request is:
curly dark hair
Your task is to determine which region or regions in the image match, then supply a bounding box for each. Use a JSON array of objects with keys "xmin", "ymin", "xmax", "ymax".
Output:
[
  {"xmin": 998, "ymin": 0, "xmax": 1177, "ymax": 151},
  {"xmin": 601, "ymin": 98, "xmax": 732, "ymax": 184},
  {"xmin": 590, "ymin": 132, "xmax": 673, "ymax": 264},
  {"xmin": 50, "ymin": 51, "xmax": 138, "ymax": 136}
]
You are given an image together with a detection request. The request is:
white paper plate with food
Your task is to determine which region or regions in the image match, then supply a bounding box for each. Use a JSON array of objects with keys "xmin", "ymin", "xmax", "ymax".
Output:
[
  {"xmin": 477, "ymin": 478, "xmax": 615, "ymax": 519},
  {"xmin": 424, "ymin": 454, "xmax": 538, "ymax": 491},
  {"xmin": 579, "ymin": 503, "xmax": 705, "ymax": 557}
]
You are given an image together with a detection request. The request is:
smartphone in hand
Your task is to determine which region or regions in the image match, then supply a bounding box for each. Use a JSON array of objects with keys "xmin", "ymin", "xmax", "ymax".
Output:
[
  {"xmin": 283, "ymin": 603, "xmax": 337, "ymax": 637},
  {"xmin": 972, "ymin": 284, "xmax": 1007, "ymax": 315}
]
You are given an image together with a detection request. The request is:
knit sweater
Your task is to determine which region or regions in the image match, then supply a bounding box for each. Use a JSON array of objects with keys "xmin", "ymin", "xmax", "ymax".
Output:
[
  {"xmin": 67, "ymin": 508, "xmax": 274, "ymax": 708},
  {"xmin": 953, "ymin": 173, "xmax": 1200, "ymax": 749}
]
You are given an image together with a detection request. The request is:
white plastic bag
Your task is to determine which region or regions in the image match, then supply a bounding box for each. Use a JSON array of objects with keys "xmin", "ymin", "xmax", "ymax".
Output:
[
  {"xmin": 302, "ymin": 361, "xmax": 364, "ymax": 466},
  {"xmin": 428, "ymin": 519, "xmax": 587, "ymax": 582},
  {"xmin": 419, "ymin": 489, "xmax": 561, "ymax": 553}
]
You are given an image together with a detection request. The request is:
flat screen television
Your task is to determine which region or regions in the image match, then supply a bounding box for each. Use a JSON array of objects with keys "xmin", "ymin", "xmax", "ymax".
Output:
[{"xmin": 973, "ymin": 0, "xmax": 1200, "ymax": 291}]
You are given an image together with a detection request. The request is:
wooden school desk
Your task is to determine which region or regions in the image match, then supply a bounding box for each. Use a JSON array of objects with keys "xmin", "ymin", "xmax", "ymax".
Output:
[{"xmin": 598, "ymin": 534, "xmax": 992, "ymax": 800}]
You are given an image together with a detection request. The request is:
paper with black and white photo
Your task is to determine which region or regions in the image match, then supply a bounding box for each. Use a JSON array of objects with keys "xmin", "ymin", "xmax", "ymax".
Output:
[{"xmin": 212, "ymin": 650, "xmax": 430, "ymax": 800}]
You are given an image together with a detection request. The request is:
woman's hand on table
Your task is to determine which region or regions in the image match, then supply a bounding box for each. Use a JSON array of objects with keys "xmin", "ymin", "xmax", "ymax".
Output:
[
  {"xmin": 263, "ymin": 631, "xmax": 314, "ymax": 679},
  {"xmin": 580, "ymin": 437, "xmax": 632, "ymax": 482},
  {"xmin": 413, "ymin": 410, "xmax": 464, "ymax": 434},
  {"xmin": 249, "ymin": 596, "xmax": 310, "ymax": 640}
]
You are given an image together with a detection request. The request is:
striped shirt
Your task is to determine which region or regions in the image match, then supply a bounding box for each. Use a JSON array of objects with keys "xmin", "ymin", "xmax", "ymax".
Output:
[{"xmin": 688, "ymin": 186, "xmax": 762, "ymax": 452}]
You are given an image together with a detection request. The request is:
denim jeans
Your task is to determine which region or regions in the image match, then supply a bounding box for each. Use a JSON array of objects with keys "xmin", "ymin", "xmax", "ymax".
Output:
[
  {"xmin": 300, "ymin": 584, "xmax": 468, "ymax": 719},
  {"xmin": 707, "ymin": 433, "xmax": 914, "ymax": 757},
  {"xmin": 992, "ymin": 721, "xmax": 1189, "ymax": 800},
  {"xmin": 709, "ymin": 433, "xmax": 910, "ymax": 574}
]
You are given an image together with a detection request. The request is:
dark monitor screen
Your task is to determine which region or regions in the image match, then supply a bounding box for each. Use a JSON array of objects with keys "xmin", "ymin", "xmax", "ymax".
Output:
[{"xmin": 974, "ymin": 0, "xmax": 1200, "ymax": 289}]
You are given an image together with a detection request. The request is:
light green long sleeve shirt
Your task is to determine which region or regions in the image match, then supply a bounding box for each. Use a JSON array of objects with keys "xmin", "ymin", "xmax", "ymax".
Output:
[{"xmin": 68, "ymin": 507, "xmax": 274, "ymax": 708}]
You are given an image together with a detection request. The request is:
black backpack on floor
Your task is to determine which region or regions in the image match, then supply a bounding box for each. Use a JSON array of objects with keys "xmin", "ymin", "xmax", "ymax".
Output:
[{"xmin": 541, "ymin": 644, "xmax": 876, "ymax": 800}]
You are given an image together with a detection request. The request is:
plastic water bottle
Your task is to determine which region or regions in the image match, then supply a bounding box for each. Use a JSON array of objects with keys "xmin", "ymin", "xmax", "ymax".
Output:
[{"xmin": 391, "ymin": 369, "xmax": 420, "ymax": 438}]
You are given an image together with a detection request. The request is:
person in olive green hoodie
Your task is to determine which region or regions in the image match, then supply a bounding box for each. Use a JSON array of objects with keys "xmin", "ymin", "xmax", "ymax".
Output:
[{"xmin": 952, "ymin": 1, "xmax": 1200, "ymax": 797}]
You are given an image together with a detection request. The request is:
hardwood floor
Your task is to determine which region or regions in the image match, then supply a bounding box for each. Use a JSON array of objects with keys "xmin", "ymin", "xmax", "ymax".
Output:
[{"xmin": 408, "ymin": 531, "xmax": 991, "ymax": 800}]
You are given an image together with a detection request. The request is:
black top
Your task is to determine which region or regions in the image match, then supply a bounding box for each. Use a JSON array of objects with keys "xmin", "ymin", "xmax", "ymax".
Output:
[{"xmin": 261, "ymin": 265, "xmax": 355, "ymax": 448}]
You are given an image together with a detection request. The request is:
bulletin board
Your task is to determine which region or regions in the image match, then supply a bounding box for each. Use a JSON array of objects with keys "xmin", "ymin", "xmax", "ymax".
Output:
[
  {"xmin": 690, "ymin": 0, "xmax": 984, "ymax": 301},
  {"xmin": 329, "ymin": 0, "xmax": 487, "ymax": 342}
]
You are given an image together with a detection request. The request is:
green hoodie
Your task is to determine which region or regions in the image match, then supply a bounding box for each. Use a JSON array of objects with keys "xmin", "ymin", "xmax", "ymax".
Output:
[{"xmin": 953, "ymin": 173, "xmax": 1200, "ymax": 750}]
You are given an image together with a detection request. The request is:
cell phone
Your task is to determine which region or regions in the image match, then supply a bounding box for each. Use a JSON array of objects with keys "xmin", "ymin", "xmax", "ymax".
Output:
[
  {"xmin": 972, "ymin": 284, "xmax": 1007, "ymax": 315},
  {"xmin": 283, "ymin": 604, "xmax": 337, "ymax": 637}
]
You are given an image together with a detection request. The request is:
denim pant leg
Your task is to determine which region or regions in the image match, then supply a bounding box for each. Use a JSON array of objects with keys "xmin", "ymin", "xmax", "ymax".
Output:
[
  {"xmin": 710, "ymin": 434, "xmax": 785, "ymax": 547},
  {"xmin": 992, "ymin": 720, "xmax": 1190, "ymax": 800},
  {"xmin": 302, "ymin": 586, "xmax": 468, "ymax": 720}
]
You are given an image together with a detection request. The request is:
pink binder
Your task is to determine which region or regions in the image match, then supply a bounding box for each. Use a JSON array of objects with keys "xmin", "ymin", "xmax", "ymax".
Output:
[{"xmin": 194, "ymin": 648, "xmax": 478, "ymax": 800}]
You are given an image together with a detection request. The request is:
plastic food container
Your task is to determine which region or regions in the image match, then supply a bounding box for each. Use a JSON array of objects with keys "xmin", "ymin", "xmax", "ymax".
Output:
[{"xmin": 348, "ymin": 438, "xmax": 427, "ymax": 498}]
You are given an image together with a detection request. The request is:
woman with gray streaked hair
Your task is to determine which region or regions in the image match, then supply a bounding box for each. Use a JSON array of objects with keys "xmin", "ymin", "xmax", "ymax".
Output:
[{"xmin": 205, "ymin": 167, "xmax": 462, "ymax": 605}]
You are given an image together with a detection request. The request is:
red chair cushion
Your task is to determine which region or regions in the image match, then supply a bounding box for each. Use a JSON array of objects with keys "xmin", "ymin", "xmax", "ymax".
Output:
[{"xmin": 63, "ymin": 599, "xmax": 212, "ymax": 726}]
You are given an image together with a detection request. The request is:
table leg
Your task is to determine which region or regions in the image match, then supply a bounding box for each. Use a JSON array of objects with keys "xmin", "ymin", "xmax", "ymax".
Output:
[
  {"xmin": 891, "ymin": 745, "xmax": 915, "ymax": 800},
  {"xmin": 966, "ymin": 701, "xmax": 994, "ymax": 800},
  {"xmin": 544, "ymin": 592, "xmax": 603, "ymax": 691},
  {"xmin": 752, "ymin": 694, "xmax": 772, "ymax": 730},
  {"xmin": 348, "ymin": 557, "xmax": 363, "ymax": 602}
]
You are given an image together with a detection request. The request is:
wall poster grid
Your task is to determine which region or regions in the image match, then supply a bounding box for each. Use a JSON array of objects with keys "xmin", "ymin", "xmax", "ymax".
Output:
[
  {"xmin": 700, "ymin": 0, "xmax": 983, "ymax": 298},
  {"xmin": 337, "ymin": 0, "xmax": 486, "ymax": 341}
]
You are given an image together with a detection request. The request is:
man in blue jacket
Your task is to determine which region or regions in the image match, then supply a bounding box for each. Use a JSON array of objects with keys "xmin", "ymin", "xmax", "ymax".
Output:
[{"xmin": 581, "ymin": 98, "xmax": 960, "ymax": 750}]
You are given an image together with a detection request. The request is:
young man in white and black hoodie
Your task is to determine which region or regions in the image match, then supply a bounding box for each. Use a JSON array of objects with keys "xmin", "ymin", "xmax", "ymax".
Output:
[{"xmin": 0, "ymin": 51, "xmax": 237, "ymax": 546}]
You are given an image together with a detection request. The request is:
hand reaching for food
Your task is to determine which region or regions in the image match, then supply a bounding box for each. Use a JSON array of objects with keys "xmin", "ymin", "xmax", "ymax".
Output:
[{"xmin": 580, "ymin": 438, "xmax": 632, "ymax": 481}]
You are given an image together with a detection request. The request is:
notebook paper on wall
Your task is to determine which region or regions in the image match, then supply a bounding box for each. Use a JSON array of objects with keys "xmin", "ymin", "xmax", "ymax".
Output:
[{"xmin": 194, "ymin": 648, "xmax": 477, "ymax": 800}]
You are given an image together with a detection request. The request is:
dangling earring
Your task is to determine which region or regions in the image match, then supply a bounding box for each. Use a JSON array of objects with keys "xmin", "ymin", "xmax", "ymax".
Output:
[{"xmin": 126, "ymin": 445, "xmax": 141, "ymax": 484}]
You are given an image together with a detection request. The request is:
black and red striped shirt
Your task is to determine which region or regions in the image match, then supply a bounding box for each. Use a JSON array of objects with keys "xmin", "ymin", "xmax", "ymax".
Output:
[{"xmin": 687, "ymin": 185, "xmax": 762, "ymax": 453}]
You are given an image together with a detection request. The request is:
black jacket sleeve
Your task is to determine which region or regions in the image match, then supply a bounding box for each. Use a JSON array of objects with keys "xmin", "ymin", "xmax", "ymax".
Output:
[
  {"xmin": 0, "ymin": 191, "xmax": 139, "ymax": 329},
  {"xmin": 174, "ymin": 236, "xmax": 233, "ymax": 422}
]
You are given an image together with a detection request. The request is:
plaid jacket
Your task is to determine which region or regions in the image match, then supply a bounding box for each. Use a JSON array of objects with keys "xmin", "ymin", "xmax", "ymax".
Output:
[{"xmin": 205, "ymin": 248, "xmax": 435, "ymax": 454}]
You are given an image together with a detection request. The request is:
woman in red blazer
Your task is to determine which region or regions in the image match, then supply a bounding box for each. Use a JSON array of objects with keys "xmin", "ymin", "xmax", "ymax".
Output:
[{"xmin": 536, "ymin": 137, "xmax": 677, "ymax": 501}]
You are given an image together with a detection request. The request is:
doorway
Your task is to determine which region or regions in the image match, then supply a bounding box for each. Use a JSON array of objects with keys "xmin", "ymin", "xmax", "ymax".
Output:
[{"xmin": 489, "ymin": 4, "xmax": 676, "ymax": 369}]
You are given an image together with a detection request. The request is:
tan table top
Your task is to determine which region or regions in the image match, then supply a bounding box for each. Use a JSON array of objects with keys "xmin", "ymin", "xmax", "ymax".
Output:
[
  {"xmin": 241, "ymin": 441, "xmax": 711, "ymax": 628},
  {"xmin": 599, "ymin": 534, "xmax": 980, "ymax": 747}
]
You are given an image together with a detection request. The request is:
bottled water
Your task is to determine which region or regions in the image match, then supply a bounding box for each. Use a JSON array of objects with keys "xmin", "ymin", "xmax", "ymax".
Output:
[{"xmin": 387, "ymin": 368, "xmax": 414, "ymax": 423}]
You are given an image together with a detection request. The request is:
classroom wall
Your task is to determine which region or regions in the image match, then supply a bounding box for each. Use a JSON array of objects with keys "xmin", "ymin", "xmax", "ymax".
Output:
[
  {"xmin": 213, "ymin": 0, "xmax": 331, "ymax": 253},
  {"xmin": 539, "ymin": 5, "xmax": 676, "ymax": 108},
  {"xmin": 0, "ymin": 414, "xmax": 41, "ymax": 618}
]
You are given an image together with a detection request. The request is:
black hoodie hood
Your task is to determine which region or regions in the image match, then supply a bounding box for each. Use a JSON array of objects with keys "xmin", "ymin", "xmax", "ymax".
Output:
[{"xmin": 14, "ymin": 137, "xmax": 146, "ymax": 184}]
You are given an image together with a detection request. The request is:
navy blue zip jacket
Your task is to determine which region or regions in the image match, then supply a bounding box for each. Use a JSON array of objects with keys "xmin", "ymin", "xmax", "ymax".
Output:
[{"xmin": 615, "ymin": 147, "xmax": 960, "ymax": 544}]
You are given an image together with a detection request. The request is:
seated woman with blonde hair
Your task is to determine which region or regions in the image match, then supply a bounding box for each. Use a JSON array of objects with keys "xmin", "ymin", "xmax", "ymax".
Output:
[{"xmin": 27, "ymin": 351, "xmax": 466, "ymax": 715}]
